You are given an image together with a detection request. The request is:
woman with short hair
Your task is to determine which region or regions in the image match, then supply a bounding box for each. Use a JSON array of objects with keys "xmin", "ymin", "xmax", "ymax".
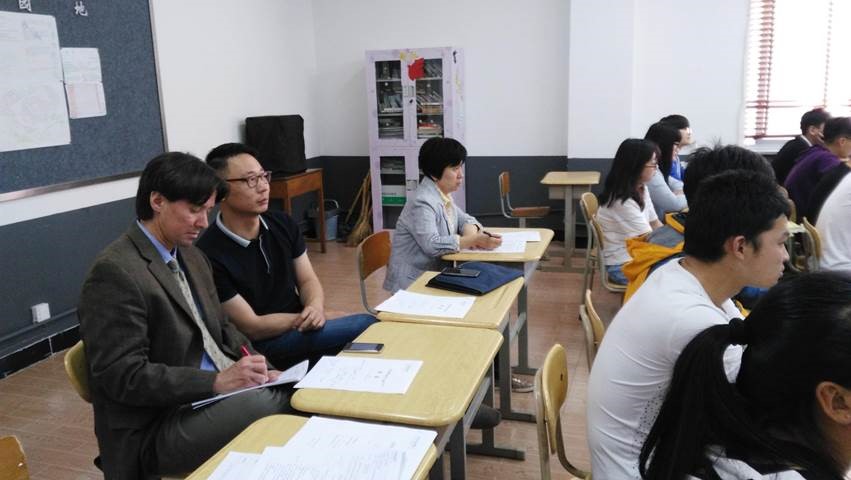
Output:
[{"xmin": 383, "ymin": 137, "xmax": 500, "ymax": 293}]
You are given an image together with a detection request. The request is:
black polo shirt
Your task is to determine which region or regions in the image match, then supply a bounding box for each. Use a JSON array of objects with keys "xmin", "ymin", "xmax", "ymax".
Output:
[{"xmin": 196, "ymin": 211, "xmax": 307, "ymax": 315}]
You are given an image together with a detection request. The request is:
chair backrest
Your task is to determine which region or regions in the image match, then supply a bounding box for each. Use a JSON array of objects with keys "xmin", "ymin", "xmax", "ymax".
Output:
[
  {"xmin": 802, "ymin": 217, "xmax": 822, "ymax": 261},
  {"xmin": 64, "ymin": 340, "xmax": 92, "ymax": 403},
  {"xmin": 579, "ymin": 191, "xmax": 598, "ymax": 219},
  {"xmin": 579, "ymin": 289, "xmax": 606, "ymax": 369},
  {"xmin": 777, "ymin": 185, "xmax": 797, "ymax": 223},
  {"xmin": 498, "ymin": 171, "xmax": 513, "ymax": 218},
  {"xmin": 580, "ymin": 192, "xmax": 605, "ymax": 250},
  {"xmin": 534, "ymin": 344, "xmax": 590, "ymax": 480},
  {"xmin": 356, "ymin": 230, "xmax": 391, "ymax": 314},
  {"xmin": 0, "ymin": 436, "xmax": 29, "ymax": 480}
]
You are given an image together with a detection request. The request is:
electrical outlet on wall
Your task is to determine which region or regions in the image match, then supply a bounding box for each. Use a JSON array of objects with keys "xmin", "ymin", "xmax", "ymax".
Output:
[{"xmin": 31, "ymin": 303, "xmax": 51, "ymax": 323}]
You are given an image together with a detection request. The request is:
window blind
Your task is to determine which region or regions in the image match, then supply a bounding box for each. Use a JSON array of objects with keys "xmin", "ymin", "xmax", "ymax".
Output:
[{"xmin": 744, "ymin": 0, "xmax": 851, "ymax": 140}]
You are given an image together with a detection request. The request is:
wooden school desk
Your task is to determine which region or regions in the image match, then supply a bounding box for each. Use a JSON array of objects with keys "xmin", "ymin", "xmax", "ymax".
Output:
[
  {"xmin": 186, "ymin": 415, "xmax": 437, "ymax": 480},
  {"xmin": 291, "ymin": 321, "xmax": 504, "ymax": 480},
  {"xmin": 377, "ymin": 272, "xmax": 531, "ymax": 425},
  {"xmin": 443, "ymin": 227, "xmax": 553, "ymax": 415},
  {"xmin": 269, "ymin": 168, "xmax": 326, "ymax": 253},
  {"xmin": 540, "ymin": 171, "xmax": 600, "ymax": 269}
]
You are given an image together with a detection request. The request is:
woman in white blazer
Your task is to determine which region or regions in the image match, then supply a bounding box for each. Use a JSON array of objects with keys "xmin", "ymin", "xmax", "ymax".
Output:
[{"xmin": 383, "ymin": 137, "xmax": 501, "ymax": 293}]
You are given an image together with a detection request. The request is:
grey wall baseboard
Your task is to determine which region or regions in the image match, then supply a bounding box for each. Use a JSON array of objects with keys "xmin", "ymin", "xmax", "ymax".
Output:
[
  {"xmin": 0, "ymin": 197, "xmax": 135, "ymax": 362},
  {"xmin": 0, "ymin": 154, "xmax": 613, "ymax": 373}
]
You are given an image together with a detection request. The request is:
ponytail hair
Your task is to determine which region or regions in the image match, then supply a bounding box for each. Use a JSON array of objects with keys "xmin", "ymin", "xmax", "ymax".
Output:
[{"xmin": 640, "ymin": 271, "xmax": 851, "ymax": 480}]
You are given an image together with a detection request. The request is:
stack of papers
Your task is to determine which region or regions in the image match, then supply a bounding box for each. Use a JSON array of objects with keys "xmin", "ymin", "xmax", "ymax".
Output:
[
  {"xmin": 192, "ymin": 360, "xmax": 308, "ymax": 409},
  {"xmin": 294, "ymin": 356, "xmax": 422, "ymax": 394},
  {"xmin": 375, "ymin": 290, "xmax": 475, "ymax": 318},
  {"xmin": 460, "ymin": 230, "xmax": 540, "ymax": 254},
  {"xmin": 208, "ymin": 417, "xmax": 436, "ymax": 480}
]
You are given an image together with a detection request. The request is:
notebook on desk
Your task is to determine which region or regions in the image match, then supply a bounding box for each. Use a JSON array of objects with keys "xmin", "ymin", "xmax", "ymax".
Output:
[{"xmin": 426, "ymin": 261, "xmax": 523, "ymax": 295}]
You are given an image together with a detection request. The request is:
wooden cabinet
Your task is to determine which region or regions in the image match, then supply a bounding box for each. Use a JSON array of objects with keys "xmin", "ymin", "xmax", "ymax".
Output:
[{"xmin": 365, "ymin": 47, "xmax": 465, "ymax": 230}]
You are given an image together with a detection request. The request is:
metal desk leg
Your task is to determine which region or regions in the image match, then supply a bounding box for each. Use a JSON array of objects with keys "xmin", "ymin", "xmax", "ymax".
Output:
[
  {"xmin": 428, "ymin": 457, "xmax": 444, "ymax": 480},
  {"xmin": 448, "ymin": 422, "xmax": 466, "ymax": 480},
  {"xmin": 513, "ymin": 282, "xmax": 536, "ymax": 376},
  {"xmin": 467, "ymin": 366, "xmax": 526, "ymax": 459},
  {"xmin": 496, "ymin": 315, "xmax": 535, "ymax": 423}
]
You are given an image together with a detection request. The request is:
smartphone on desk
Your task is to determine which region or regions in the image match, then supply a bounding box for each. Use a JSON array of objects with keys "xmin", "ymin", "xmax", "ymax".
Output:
[
  {"xmin": 342, "ymin": 342, "xmax": 384, "ymax": 353},
  {"xmin": 441, "ymin": 267, "xmax": 480, "ymax": 278}
]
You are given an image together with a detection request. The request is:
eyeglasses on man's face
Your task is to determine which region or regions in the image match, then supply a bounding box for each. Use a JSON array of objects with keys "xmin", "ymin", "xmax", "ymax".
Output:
[{"xmin": 226, "ymin": 171, "xmax": 272, "ymax": 189}]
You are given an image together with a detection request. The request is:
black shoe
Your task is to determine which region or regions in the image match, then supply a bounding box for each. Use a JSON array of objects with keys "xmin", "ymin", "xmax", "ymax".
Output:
[{"xmin": 471, "ymin": 405, "xmax": 501, "ymax": 429}]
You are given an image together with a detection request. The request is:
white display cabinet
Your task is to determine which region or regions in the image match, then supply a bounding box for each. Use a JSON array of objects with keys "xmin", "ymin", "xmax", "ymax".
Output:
[{"xmin": 365, "ymin": 47, "xmax": 465, "ymax": 230}]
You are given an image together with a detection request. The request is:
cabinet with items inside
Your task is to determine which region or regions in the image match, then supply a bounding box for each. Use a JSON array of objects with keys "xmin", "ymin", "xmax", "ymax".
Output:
[{"xmin": 365, "ymin": 47, "xmax": 465, "ymax": 230}]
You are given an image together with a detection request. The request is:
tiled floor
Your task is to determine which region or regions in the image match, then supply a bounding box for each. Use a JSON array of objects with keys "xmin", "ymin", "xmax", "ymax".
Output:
[{"xmin": 0, "ymin": 239, "xmax": 623, "ymax": 479}]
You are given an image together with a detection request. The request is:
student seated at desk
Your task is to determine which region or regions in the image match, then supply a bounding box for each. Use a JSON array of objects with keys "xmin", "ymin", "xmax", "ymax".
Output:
[
  {"xmin": 772, "ymin": 108, "xmax": 830, "ymax": 185},
  {"xmin": 383, "ymin": 137, "xmax": 533, "ymax": 396},
  {"xmin": 78, "ymin": 153, "xmax": 293, "ymax": 478},
  {"xmin": 784, "ymin": 117, "xmax": 851, "ymax": 221},
  {"xmin": 596, "ymin": 138, "xmax": 662, "ymax": 285},
  {"xmin": 659, "ymin": 113, "xmax": 695, "ymax": 185},
  {"xmin": 383, "ymin": 137, "xmax": 500, "ymax": 293},
  {"xmin": 196, "ymin": 143, "xmax": 376, "ymax": 369},
  {"xmin": 644, "ymin": 122, "xmax": 687, "ymax": 221},
  {"xmin": 622, "ymin": 144, "xmax": 777, "ymax": 303},
  {"xmin": 587, "ymin": 170, "xmax": 791, "ymax": 479},
  {"xmin": 640, "ymin": 271, "xmax": 851, "ymax": 480}
]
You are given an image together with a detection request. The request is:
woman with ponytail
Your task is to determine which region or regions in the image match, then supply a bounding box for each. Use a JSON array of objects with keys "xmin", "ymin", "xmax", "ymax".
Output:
[{"xmin": 640, "ymin": 271, "xmax": 851, "ymax": 479}]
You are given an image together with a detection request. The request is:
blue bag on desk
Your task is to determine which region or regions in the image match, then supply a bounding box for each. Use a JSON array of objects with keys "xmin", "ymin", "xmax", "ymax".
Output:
[{"xmin": 426, "ymin": 261, "xmax": 523, "ymax": 295}]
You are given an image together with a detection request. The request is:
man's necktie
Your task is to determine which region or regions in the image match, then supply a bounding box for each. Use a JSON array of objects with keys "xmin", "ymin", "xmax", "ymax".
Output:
[{"xmin": 167, "ymin": 259, "xmax": 234, "ymax": 371}]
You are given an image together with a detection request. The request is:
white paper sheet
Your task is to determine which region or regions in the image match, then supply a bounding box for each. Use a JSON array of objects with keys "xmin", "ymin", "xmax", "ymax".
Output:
[
  {"xmin": 294, "ymin": 356, "xmax": 421, "ymax": 394},
  {"xmin": 498, "ymin": 230, "xmax": 541, "ymax": 242},
  {"xmin": 375, "ymin": 290, "xmax": 474, "ymax": 318},
  {"xmin": 192, "ymin": 360, "xmax": 308, "ymax": 409},
  {"xmin": 65, "ymin": 82, "xmax": 106, "ymax": 119},
  {"xmin": 461, "ymin": 237, "xmax": 527, "ymax": 254},
  {"xmin": 60, "ymin": 48, "xmax": 106, "ymax": 119},
  {"xmin": 0, "ymin": 11, "xmax": 70, "ymax": 152},
  {"xmin": 207, "ymin": 452, "xmax": 261, "ymax": 480},
  {"xmin": 60, "ymin": 48, "xmax": 102, "ymax": 83},
  {"xmin": 245, "ymin": 417, "xmax": 435, "ymax": 480}
]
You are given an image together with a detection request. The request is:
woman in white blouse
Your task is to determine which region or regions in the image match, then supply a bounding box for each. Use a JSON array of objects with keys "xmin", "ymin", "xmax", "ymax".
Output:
[{"xmin": 596, "ymin": 138, "xmax": 663, "ymax": 284}]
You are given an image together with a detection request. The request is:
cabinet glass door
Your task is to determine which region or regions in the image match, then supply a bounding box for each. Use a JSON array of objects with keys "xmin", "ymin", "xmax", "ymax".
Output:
[
  {"xmin": 375, "ymin": 61, "xmax": 404, "ymax": 140},
  {"xmin": 379, "ymin": 155, "xmax": 406, "ymax": 228},
  {"xmin": 415, "ymin": 58, "xmax": 444, "ymax": 139}
]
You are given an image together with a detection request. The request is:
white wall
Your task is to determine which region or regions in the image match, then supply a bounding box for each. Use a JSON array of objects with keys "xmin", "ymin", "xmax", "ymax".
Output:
[
  {"xmin": 152, "ymin": 0, "xmax": 320, "ymax": 158},
  {"xmin": 631, "ymin": 0, "xmax": 749, "ymax": 148},
  {"xmin": 311, "ymin": 0, "xmax": 570, "ymax": 157},
  {"xmin": 567, "ymin": 0, "xmax": 636, "ymax": 158},
  {"xmin": 567, "ymin": 0, "xmax": 749, "ymax": 157},
  {"xmin": 2, "ymin": 0, "xmax": 753, "ymax": 225}
]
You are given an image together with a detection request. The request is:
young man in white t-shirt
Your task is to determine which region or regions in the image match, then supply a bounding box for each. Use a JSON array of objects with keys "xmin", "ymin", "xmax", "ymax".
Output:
[
  {"xmin": 587, "ymin": 161, "xmax": 791, "ymax": 479},
  {"xmin": 815, "ymin": 172, "xmax": 851, "ymax": 271}
]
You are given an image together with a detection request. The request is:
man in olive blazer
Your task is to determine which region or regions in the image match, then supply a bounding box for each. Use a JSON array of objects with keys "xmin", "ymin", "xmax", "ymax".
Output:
[{"xmin": 78, "ymin": 153, "xmax": 291, "ymax": 479}]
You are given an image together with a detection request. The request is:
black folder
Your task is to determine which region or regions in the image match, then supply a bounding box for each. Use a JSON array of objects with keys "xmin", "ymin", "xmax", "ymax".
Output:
[{"xmin": 426, "ymin": 261, "xmax": 523, "ymax": 296}]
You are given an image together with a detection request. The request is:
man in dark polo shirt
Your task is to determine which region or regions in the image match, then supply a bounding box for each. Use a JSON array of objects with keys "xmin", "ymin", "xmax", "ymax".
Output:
[{"xmin": 196, "ymin": 143, "xmax": 376, "ymax": 368}]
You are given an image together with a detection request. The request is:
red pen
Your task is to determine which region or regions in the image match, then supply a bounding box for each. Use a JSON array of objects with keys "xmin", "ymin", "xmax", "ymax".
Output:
[{"xmin": 240, "ymin": 345, "xmax": 251, "ymax": 357}]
